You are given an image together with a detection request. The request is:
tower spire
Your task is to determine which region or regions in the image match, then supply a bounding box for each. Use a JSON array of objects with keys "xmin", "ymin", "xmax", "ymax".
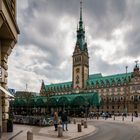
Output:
[
  {"xmin": 75, "ymin": 0, "xmax": 87, "ymax": 51},
  {"xmin": 80, "ymin": 0, "xmax": 82, "ymax": 21},
  {"xmin": 73, "ymin": 1, "xmax": 89, "ymax": 90},
  {"xmin": 79, "ymin": 0, "xmax": 83, "ymax": 30}
]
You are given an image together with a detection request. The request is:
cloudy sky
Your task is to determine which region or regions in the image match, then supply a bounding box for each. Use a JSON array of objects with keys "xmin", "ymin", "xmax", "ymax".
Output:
[{"xmin": 8, "ymin": 0, "xmax": 140, "ymax": 92}]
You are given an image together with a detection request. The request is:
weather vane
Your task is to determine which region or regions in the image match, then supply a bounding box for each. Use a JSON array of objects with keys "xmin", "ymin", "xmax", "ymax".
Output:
[{"xmin": 80, "ymin": 0, "xmax": 83, "ymax": 6}]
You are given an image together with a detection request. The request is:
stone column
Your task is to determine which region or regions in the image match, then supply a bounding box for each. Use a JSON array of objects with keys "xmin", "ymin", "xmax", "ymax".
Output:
[
  {"xmin": 1, "ymin": 41, "xmax": 12, "ymax": 132},
  {"xmin": 0, "ymin": 96, "xmax": 2, "ymax": 134},
  {"xmin": 0, "ymin": 17, "xmax": 3, "ymax": 30},
  {"xmin": 0, "ymin": 41, "xmax": 2, "ymax": 131}
]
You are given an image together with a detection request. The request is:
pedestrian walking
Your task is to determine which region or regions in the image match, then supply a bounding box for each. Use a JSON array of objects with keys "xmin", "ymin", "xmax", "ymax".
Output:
[
  {"xmin": 53, "ymin": 112, "xmax": 58, "ymax": 131},
  {"xmin": 61, "ymin": 111, "xmax": 68, "ymax": 131}
]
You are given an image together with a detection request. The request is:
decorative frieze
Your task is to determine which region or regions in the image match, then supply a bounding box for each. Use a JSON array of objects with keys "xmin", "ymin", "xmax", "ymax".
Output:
[{"xmin": 130, "ymin": 85, "xmax": 140, "ymax": 93}]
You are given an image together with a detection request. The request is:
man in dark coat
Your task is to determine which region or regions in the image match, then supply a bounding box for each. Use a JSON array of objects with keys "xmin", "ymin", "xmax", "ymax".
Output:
[{"xmin": 61, "ymin": 111, "xmax": 68, "ymax": 131}]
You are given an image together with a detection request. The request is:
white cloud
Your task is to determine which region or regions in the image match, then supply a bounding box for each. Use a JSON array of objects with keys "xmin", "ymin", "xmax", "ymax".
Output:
[{"xmin": 7, "ymin": 0, "xmax": 140, "ymax": 92}]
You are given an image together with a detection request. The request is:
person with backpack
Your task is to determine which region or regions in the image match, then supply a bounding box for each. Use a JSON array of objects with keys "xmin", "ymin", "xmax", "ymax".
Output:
[{"xmin": 61, "ymin": 111, "xmax": 68, "ymax": 131}]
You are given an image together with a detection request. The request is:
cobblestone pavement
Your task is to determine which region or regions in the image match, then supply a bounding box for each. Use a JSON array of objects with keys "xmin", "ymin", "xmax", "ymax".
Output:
[
  {"xmin": 1, "ymin": 120, "xmax": 96, "ymax": 140},
  {"xmin": 2, "ymin": 116, "xmax": 140, "ymax": 140}
]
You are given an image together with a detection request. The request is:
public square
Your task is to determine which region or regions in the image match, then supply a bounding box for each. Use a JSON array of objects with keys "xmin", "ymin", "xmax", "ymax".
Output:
[
  {"xmin": 2, "ymin": 116, "xmax": 140, "ymax": 140},
  {"xmin": 0, "ymin": 0, "xmax": 140, "ymax": 140}
]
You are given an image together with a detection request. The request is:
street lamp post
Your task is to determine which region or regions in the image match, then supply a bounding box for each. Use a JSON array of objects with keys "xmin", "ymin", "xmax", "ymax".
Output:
[
  {"xmin": 124, "ymin": 66, "xmax": 128, "ymax": 116},
  {"xmin": 84, "ymin": 101, "xmax": 89, "ymax": 120}
]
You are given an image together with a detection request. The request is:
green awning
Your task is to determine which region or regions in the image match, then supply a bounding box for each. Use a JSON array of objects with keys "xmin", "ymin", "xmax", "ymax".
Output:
[
  {"xmin": 71, "ymin": 96, "xmax": 85, "ymax": 106},
  {"xmin": 20, "ymin": 99, "xmax": 26, "ymax": 107},
  {"xmin": 58, "ymin": 96, "xmax": 70, "ymax": 106},
  {"xmin": 48, "ymin": 97, "xmax": 57, "ymax": 107},
  {"xmin": 28, "ymin": 98, "xmax": 35, "ymax": 107},
  {"xmin": 13, "ymin": 92, "xmax": 101, "ymax": 108},
  {"xmin": 13, "ymin": 99, "xmax": 19, "ymax": 107},
  {"xmin": 49, "ymin": 92, "xmax": 101, "ymax": 107},
  {"xmin": 35, "ymin": 98, "xmax": 45, "ymax": 107}
]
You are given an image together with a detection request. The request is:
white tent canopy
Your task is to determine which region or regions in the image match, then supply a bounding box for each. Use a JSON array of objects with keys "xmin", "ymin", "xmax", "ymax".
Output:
[{"xmin": 0, "ymin": 86, "xmax": 14, "ymax": 98}]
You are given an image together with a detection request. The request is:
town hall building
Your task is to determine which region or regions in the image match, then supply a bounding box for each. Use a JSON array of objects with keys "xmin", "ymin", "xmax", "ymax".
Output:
[{"xmin": 40, "ymin": 2, "xmax": 140, "ymax": 114}]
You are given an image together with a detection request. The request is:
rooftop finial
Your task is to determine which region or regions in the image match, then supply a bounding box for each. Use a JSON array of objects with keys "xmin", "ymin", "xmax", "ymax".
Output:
[{"xmin": 125, "ymin": 66, "xmax": 128, "ymax": 74}]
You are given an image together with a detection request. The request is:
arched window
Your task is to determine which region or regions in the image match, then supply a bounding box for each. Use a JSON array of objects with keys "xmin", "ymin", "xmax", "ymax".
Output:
[
  {"xmin": 120, "ymin": 96, "xmax": 124, "ymax": 101},
  {"xmin": 114, "ymin": 96, "xmax": 118, "ymax": 101},
  {"xmin": 139, "ymin": 96, "xmax": 140, "ymax": 100},
  {"xmin": 130, "ymin": 96, "xmax": 134, "ymax": 101}
]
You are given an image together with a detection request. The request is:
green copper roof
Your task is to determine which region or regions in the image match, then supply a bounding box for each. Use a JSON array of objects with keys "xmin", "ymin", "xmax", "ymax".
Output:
[
  {"xmin": 87, "ymin": 72, "xmax": 132, "ymax": 87},
  {"xmin": 89, "ymin": 73, "xmax": 102, "ymax": 79},
  {"xmin": 44, "ymin": 72, "xmax": 132, "ymax": 92},
  {"xmin": 45, "ymin": 81, "xmax": 72, "ymax": 92}
]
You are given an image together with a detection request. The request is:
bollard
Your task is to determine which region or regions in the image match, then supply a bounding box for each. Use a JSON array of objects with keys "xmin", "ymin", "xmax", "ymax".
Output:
[
  {"xmin": 27, "ymin": 131, "xmax": 33, "ymax": 140},
  {"xmin": 77, "ymin": 124, "xmax": 82, "ymax": 132},
  {"xmin": 122, "ymin": 116, "xmax": 124, "ymax": 121},
  {"xmin": 58, "ymin": 126, "xmax": 63, "ymax": 137},
  {"xmin": 131, "ymin": 116, "xmax": 133, "ymax": 122},
  {"xmin": 81, "ymin": 120, "xmax": 84, "ymax": 125},
  {"xmin": 114, "ymin": 115, "xmax": 115, "ymax": 120},
  {"xmin": 73, "ymin": 119, "xmax": 76, "ymax": 124},
  {"xmin": 83, "ymin": 121, "xmax": 87, "ymax": 128}
]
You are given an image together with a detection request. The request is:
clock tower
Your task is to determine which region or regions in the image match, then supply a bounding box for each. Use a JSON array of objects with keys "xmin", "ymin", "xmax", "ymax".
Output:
[{"xmin": 72, "ymin": 1, "xmax": 89, "ymax": 90}]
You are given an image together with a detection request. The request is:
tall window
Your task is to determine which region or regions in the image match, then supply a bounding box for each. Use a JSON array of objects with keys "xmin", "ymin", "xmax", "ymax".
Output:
[{"xmin": 134, "ymin": 104, "xmax": 137, "ymax": 109}]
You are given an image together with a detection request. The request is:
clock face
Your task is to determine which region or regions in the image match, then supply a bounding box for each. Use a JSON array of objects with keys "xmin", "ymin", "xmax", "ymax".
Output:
[{"xmin": 76, "ymin": 68, "xmax": 80, "ymax": 73}]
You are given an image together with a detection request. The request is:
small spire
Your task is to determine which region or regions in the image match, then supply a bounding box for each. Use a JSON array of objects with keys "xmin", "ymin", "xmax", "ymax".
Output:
[
  {"xmin": 125, "ymin": 66, "xmax": 128, "ymax": 73},
  {"xmin": 25, "ymin": 83, "xmax": 28, "ymax": 91},
  {"xmin": 135, "ymin": 60, "xmax": 139, "ymax": 67},
  {"xmin": 125, "ymin": 66, "xmax": 128, "ymax": 79},
  {"xmin": 85, "ymin": 37, "xmax": 87, "ymax": 42},
  {"xmin": 84, "ymin": 24, "xmax": 85, "ymax": 31}
]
